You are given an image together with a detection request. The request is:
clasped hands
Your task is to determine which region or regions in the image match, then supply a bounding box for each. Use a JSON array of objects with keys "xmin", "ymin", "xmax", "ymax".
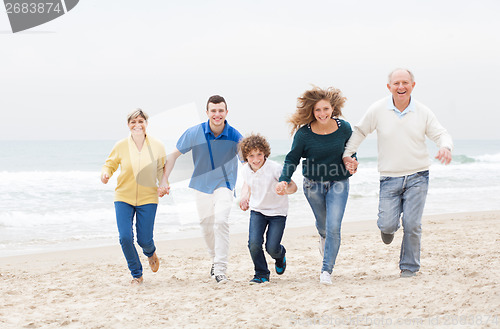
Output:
[
  {"xmin": 157, "ymin": 184, "xmax": 170, "ymax": 197},
  {"xmin": 342, "ymin": 157, "xmax": 359, "ymax": 174},
  {"xmin": 275, "ymin": 181, "xmax": 289, "ymax": 195}
]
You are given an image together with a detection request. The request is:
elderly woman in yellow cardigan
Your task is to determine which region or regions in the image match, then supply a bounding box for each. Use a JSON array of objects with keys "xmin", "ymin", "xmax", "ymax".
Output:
[{"xmin": 101, "ymin": 109, "xmax": 166, "ymax": 285}]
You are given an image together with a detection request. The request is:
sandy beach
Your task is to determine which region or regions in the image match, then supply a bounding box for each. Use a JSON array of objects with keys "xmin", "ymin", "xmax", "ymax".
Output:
[{"xmin": 1, "ymin": 211, "xmax": 499, "ymax": 328}]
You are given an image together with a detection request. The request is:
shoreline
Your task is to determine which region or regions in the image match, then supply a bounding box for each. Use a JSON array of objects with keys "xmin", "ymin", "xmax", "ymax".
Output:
[
  {"xmin": 0, "ymin": 210, "xmax": 500, "ymax": 266},
  {"xmin": 1, "ymin": 210, "xmax": 497, "ymax": 261}
]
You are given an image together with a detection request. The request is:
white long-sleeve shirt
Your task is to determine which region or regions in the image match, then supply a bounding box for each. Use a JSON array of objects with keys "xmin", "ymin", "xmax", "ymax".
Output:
[{"xmin": 343, "ymin": 96, "xmax": 453, "ymax": 177}]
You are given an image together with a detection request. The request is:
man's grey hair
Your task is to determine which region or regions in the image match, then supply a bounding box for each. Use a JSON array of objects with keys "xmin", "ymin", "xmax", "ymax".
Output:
[{"xmin": 388, "ymin": 68, "xmax": 415, "ymax": 83}]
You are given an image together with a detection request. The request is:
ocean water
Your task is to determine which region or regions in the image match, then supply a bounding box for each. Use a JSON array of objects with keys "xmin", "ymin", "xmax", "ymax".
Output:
[{"xmin": 1, "ymin": 139, "xmax": 499, "ymax": 257}]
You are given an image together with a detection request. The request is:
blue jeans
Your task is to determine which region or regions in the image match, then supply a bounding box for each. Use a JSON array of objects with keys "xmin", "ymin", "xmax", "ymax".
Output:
[
  {"xmin": 303, "ymin": 178, "xmax": 349, "ymax": 274},
  {"xmin": 378, "ymin": 170, "xmax": 429, "ymax": 272},
  {"xmin": 248, "ymin": 210, "xmax": 286, "ymax": 278},
  {"xmin": 114, "ymin": 202, "xmax": 157, "ymax": 278}
]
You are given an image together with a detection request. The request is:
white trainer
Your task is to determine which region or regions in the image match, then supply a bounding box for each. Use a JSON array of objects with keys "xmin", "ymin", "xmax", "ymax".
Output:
[
  {"xmin": 215, "ymin": 274, "xmax": 228, "ymax": 284},
  {"xmin": 320, "ymin": 271, "xmax": 332, "ymax": 285}
]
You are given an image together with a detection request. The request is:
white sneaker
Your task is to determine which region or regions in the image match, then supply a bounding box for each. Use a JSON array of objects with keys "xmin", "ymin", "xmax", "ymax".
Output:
[
  {"xmin": 215, "ymin": 274, "xmax": 228, "ymax": 284},
  {"xmin": 320, "ymin": 271, "xmax": 332, "ymax": 285},
  {"xmin": 319, "ymin": 236, "xmax": 325, "ymax": 257}
]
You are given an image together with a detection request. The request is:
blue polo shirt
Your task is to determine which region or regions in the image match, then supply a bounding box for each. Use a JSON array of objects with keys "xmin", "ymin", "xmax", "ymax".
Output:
[{"xmin": 176, "ymin": 120, "xmax": 242, "ymax": 194}]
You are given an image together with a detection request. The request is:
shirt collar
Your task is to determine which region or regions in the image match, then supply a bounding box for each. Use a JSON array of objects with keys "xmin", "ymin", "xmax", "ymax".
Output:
[
  {"xmin": 203, "ymin": 120, "xmax": 229, "ymax": 138},
  {"xmin": 387, "ymin": 97, "xmax": 415, "ymax": 117}
]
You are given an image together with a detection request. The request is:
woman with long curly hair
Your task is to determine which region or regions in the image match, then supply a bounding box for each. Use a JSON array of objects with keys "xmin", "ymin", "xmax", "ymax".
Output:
[{"xmin": 276, "ymin": 86, "xmax": 357, "ymax": 285}]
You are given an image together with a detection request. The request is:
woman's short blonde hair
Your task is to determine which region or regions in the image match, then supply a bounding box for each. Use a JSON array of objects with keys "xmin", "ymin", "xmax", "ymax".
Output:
[
  {"xmin": 288, "ymin": 86, "xmax": 346, "ymax": 135},
  {"xmin": 127, "ymin": 108, "xmax": 149, "ymax": 123}
]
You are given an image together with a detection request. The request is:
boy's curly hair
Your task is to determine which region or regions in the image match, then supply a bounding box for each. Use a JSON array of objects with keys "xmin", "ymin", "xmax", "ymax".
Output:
[{"xmin": 238, "ymin": 133, "xmax": 271, "ymax": 162}]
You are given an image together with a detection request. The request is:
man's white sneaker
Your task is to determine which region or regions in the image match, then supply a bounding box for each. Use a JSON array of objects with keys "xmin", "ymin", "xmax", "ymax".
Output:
[
  {"xmin": 215, "ymin": 274, "xmax": 228, "ymax": 284},
  {"xmin": 320, "ymin": 271, "xmax": 332, "ymax": 285}
]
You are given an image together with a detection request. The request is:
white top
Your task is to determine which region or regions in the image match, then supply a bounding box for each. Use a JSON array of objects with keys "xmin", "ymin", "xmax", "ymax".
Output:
[
  {"xmin": 343, "ymin": 96, "xmax": 453, "ymax": 177},
  {"xmin": 241, "ymin": 159, "xmax": 288, "ymax": 216}
]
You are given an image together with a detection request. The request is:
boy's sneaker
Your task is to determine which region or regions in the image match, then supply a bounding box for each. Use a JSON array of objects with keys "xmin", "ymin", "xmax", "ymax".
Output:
[
  {"xmin": 319, "ymin": 236, "xmax": 325, "ymax": 257},
  {"xmin": 249, "ymin": 276, "xmax": 269, "ymax": 285},
  {"xmin": 275, "ymin": 256, "xmax": 286, "ymax": 275},
  {"xmin": 320, "ymin": 271, "xmax": 332, "ymax": 285},
  {"xmin": 215, "ymin": 274, "xmax": 228, "ymax": 284},
  {"xmin": 210, "ymin": 264, "xmax": 215, "ymax": 278}
]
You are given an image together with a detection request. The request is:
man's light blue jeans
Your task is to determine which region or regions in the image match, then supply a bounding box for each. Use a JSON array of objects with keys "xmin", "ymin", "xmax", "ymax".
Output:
[
  {"xmin": 303, "ymin": 177, "xmax": 349, "ymax": 274},
  {"xmin": 378, "ymin": 170, "xmax": 429, "ymax": 273}
]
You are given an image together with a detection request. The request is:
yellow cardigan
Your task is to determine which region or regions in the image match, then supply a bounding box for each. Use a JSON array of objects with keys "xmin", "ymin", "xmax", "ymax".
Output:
[{"xmin": 102, "ymin": 135, "xmax": 166, "ymax": 206}]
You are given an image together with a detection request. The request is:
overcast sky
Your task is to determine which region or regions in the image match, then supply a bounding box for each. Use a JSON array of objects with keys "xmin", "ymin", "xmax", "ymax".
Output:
[{"xmin": 1, "ymin": 0, "xmax": 499, "ymax": 141}]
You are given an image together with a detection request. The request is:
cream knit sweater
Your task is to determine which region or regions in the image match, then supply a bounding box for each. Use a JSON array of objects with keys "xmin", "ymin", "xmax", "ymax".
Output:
[{"xmin": 343, "ymin": 96, "xmax": 453, "ymax": 177}]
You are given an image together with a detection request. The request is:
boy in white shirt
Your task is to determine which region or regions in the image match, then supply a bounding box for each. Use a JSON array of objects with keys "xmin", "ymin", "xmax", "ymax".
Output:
[{"xmin": 239, "ymin": 134, "xmax": 297, "ymax": 284}]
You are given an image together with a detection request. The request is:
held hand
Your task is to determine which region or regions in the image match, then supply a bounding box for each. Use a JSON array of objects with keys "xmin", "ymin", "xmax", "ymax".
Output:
[
  {"xmin": 343, "ymin": 157, "xmax": 358, "ymax": 174},
  {"xmin": 101, "ymin": 173, "xmax": 109, "ymax": 184},
  {"xmin": 275, "ymin": 181, "xmax": 288, "ymax": 195},
  {"xmin": 239, "ymin": 197, "xmax": 249, "ymax": 211},
  {"xmin": 159, "ymin": 186, "xmax": 170, "ymax": 197},
  {"xmin": 157, "ymin": 184, "xmax": 170, "ymax": 197},
  {"xmin": 435, "ymin": 147, "xmax": 452, "ymax": 165}
]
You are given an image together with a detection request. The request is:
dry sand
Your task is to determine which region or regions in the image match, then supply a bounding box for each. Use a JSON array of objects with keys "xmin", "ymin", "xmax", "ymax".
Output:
[{"xmin": 1, "ymin": 211, "xmax": 499, "ymax": 328}]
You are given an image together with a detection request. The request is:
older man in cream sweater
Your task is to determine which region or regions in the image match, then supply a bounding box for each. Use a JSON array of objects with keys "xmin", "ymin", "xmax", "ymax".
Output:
[{"xmin": 343, "ymin": 69, "xmax": 453, "ymax": 278}]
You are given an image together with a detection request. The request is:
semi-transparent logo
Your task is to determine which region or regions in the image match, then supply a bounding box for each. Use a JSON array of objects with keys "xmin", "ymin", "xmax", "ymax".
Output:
[{"xmin": 4, "ymin": 0, "xmax": 79, "ymax": 33}]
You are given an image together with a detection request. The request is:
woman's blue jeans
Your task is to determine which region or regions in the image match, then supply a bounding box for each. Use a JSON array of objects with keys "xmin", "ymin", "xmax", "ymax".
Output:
[
  {"xmin": 378, "ymin": 170, "xmax": 429, "ymax": 273},
  {"xmin": 114, "ymin": 202, "xmax": 157, "ymax": 278},
  {"xmin": 303, "ymin": 178, "xmax": 349, "ymax": 274},
  {"xmin": 248, "ymin": 210, "xmax": 286, "ymax": 278}
]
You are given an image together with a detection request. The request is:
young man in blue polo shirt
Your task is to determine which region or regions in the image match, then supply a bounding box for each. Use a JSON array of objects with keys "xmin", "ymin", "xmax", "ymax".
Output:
[{"xmin": 158, "ymin": 95, "xmax": 242, "ymax": 283}]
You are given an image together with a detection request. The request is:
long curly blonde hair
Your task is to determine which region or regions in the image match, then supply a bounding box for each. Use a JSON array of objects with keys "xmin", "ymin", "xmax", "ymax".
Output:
[{"xmin": 288, "ymin": 86, "xmax": 346, "ymax": 135}]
